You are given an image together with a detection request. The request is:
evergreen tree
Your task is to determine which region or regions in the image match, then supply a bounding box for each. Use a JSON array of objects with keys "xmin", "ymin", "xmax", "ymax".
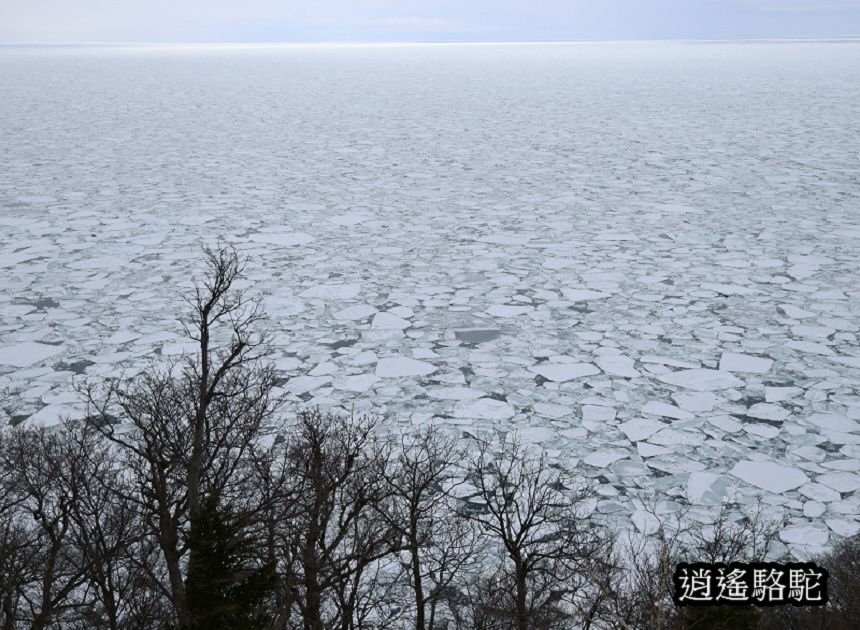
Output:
[{"xmin": 184, "ymin": 492, "xmax": 276, "ymax": 630}]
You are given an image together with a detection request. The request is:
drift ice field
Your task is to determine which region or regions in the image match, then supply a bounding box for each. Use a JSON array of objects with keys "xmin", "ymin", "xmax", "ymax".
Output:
[{"xmin": 1, "ymin": 41, "xmax": 859, "ymax": 558}]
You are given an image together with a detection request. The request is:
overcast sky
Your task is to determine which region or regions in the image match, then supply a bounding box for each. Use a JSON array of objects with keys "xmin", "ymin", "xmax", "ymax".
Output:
[{"xmin": 1, "ymin": 0, "xmax": 859, "ymax": 44}]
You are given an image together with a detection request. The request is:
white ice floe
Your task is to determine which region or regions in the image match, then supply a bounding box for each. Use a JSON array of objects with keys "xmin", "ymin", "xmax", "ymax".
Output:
[
  {"xmin": 792, "ymin": 325, "xmax": 835, "ymax": 339},
  {"xmin": 0, "ymin": 342, "xmax": 63, "ymax": 368},
  {"xmin": 25, "ymin": 403, "xmax": 85, "ymax": 427},
  {"xmin": 746, "ymin": 403, "xmax": 790, "ymax": 422},
  {"xmin": 562, "ymin": 288, "xmax": 611, "ymax": 301},
  {"xmin": 533, "ymin": 402, "xmax": 570, "ymax": 418},
  {"xmin": 453, "ymin": 398, "xmax": 515, "ymax": 421},
  {"xmin": 831, "ymin": 355, "xmax": 860, "ymax": 368},
  {"xmin": 583, "ymin": 450, "xmax": 628, "ymax": 467},
  {"xmin": 719, "ymin": 352, "xmax": 773, "ymax": 374},
  {"xmin": 375, "ymin": 357, "xmax": 437, "ymax": 378},
  {"xmin": 582, "ymin": 405, "xmax": 616, "ymax": 423},
  {"xmin": 328, "ymin": 211, "xmax": 374, "ymax": 226},
  {"xmin": 427, "ymin": 387, "xmax": 486, "ymax": 401},
  {"xmin": 594, "ymin": 354, "xmax": 640, "ymax": 377},
  {"xmin": 803, "ymin": 502, "xmax": 826, "ymax": 518},
  {"xmin": 806, "ymin": 413, "xmax": 860, "ymax": 433},
  {"xmin": 791, "ymin": 446, "xmax": 826, "ymax": 462},
  {"xmin": 799, "ymin": 483, "xmax": 842, "ymax": 503},
  {"xmin": 701, "ymin": 283, "xmax": 757, "ymax": 295},
  {"xmin": 518, "ymin": 427, "xmax": 556, "ymax": 443},
  {"xmin": 786, "ymin": 340, "xmax": 834, "ymax": 355},
  {"xmin": 765, "ymin": 386, "xmax": 802, "ymax": 402},
  {"xmin": 637, "ymin": 442, "xmax": 672, "ymax": 457},
  {"xmin": 618, "ymin": 418, "xmax": 665, "ymax": 442},
  {"xmin": 371, "ymin": 312, "xmax": 411, "ymax": 330},
  {"xmin": 287, "ymin": 375, "xmax": 333, "ymax": 395},
  {"xmin": 648, "ymin": 429, "xmax": 701, "ymax": 447},
  {"xmin": 826, "ymin": 519, "xmax": 860, "ymax": 537},
  {"xmin": 779, "ymin": 304, "xmax": 816, "ymax": 319},
  {"xmin": 686, "ymin": 472, "xmax": 729, "ymax": 505},
  {"xmin": 630, "ymin": 510, "xmax": 662, "ymax": 535},
  {"xmin": 335, "ymin": 374, "xmax": 379, "ymax": 393},
  {"xmin": 249, "ymin": 231, "xmax": 315, "ymax": 246},
  {"xmin": 672, "ymin": 392, "xmax": 719, "ymax": 412},
  {"xmin": 300, "ymin": 283, "xmax": 362, "ymax": 300},
  {"xmin": 780, "ymin": 526, "xmax": 828, "ymax": 547},
  {"xmin": 486, "ymin": 304, "xmax": 533, "ymax": 318},
  {"xmin": 106, "ymin": 330, "xmax": 141, "ymax": 345},
  {"xmin": 333, "ymin": 304, "xmax": 377, "ymax": 321},
  {"xmin": 642, "ymin": 401, "xmax": 693, "ymax": 420},
  {"xmin": 528, "ymin": 362, "xmax": 600, "ymax": 382},
  {"xmin": 730, "ymin": 461, "xmax": 809, "ymax": 493},
  {"xmin": 656, "ymin": 369, "xmax": 742, "ymax": 391},
  {"xmin": 817, "ymin": 472, "xmax": 860, "ymax": 494}
]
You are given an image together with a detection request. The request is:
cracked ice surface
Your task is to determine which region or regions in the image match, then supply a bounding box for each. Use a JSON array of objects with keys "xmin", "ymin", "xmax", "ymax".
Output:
[{"xmin": 1, "ymin": 42, "xmax": 860, "ymax": 558}]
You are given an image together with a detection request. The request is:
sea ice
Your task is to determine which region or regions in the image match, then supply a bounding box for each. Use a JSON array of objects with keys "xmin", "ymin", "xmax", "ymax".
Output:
[
  {"xmin": 642, "ymin": 401, "xmax": 693, "ymax": 420},
  {"xmin": 719, "ymin": 352, "xmax": 773, "ymax": 374},
  {"xmin": 672, "ymin": 392, "xmax": 719, "ymax": 412},
  {"xmin": 686, "ymin": 472, "xmax": 729, "ymax": 505},
  {"xmin": 333, "ymin": 304, "xmax": 377, "ymax": 321},
  {"xmin": 730, "ymin": 461, "xmax": 809, "ymax": 493},
  {"xmin": 300, "ymin": 283, "xmax": 362, "ymax": 300},
  {"xmin": 803, "ymin": 502, "xmax": 826, "ymax": 518},
  {"xmin": 746, "ymin": 403, "xmax": 790, "ymax": 422},
  {"xmin": 562, "ymin": 289, "xmax": 610, "ymax": 301},
  {"xmin": 0, "ymin": 342, "xmax": 63, "ymax": 367},
  {"xmin": 826, "ymin": 519, "xmax": 860, "ymax": 537},
  {"xmin": 25, "ymin": 403, "xmax": 85, "ymax": 427},
  {"xmin": 533, "ymin": 402, "xmax": 570, "ymax": 418},
  {"xmin": 3, "ymin": 42, "xmax": 859, "ymax": 560},
  {"xmin": 335, "ymin": 374, "xmax": 379, "ymax": 393},
  {"xmin": 453, "ymin": 398, "xmax": 515, "ymax": 421},
  {"xmin": 583, "ymin": 450, "xmax": 628, "ymax": 467},
  {"xmin": 427, "ymin": 387, "xmax": 486, "ymax": 401},
  {"xmin": 249, "ymin": 232, "xmax": 314, "ymax": 246},
  {"xmin": 371, "ymin": 312, "xmax": 410, "ymax": 330},
  {"xmin": 528, "ymin": 362, "xmax": 600, "ymax": 382},
  {"xmin": 595, "ymin": 355, "xmax": 640, "ymax": 377},
  {"xmin": 375, "ymin": 357, "xmax": 437, "ymax": 378},
  {"xmin": 807, "ymin": 413, "xmax": 859, "ymax": 433},
  {"xmin": 619, "ymin": 418, "xmax": 665, "ymax": 442},
  {"xmin": 817, "ymin": 472, "xmax": 860, "ymax": 494},
  {"xmin": 656, "ymin": 369, "xmax": 743, "ymax": 391},
  {"xmin": 486, "ymin": 305, "xmax": 532, "ymax": 318},
  {"xmin": 780, "ymin": 526, "xmax": 828, "ymax": 547}
]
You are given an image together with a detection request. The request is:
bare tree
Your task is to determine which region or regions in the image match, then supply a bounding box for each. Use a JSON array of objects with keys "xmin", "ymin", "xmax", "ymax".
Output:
[
  {"xmin": 63, "ymin": 421, "xmax": 168, "ymax": 630},
  {"xmin": 0, "ymin": 430, "xmax": 31, "ymax": 630},
  {"xmin": 381, "ymin": 425, "xmax": 479, "ymax": 630},
  {"xmin": 0, "ymin": 426, "xmax": 90, "ymax": 629},
  {"xmin": 758, "ymin": 532, "xmax": 860, "ymax": 630},
  {"xmin": 459, "ymin": 435, "xmax": 606, "ymax": 630},
  {"xmin": 593, "ymin": 500, "xmax": 784, "ymax": 630},
  {"xmin": 0, "ymin": 419, "xmax": 167, "ymax": 630},
  {"xmin": 271, "ymin": 409, "xmax": 401, "ymax": 630},
  {"xmin": 84, "ymin": 245, "xmax": 283, "ymax": 628}
]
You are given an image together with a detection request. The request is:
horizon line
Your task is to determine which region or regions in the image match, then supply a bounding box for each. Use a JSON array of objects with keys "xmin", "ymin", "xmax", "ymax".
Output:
[{"xmin": 2, "ymin": 35, "xmax": 860, "ymax": 48}]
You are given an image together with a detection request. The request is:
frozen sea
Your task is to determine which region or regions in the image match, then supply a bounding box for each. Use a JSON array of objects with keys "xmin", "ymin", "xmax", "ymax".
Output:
[{"xmin": 2, "ymin": 41, "xmax": 860, "ymax": 557}]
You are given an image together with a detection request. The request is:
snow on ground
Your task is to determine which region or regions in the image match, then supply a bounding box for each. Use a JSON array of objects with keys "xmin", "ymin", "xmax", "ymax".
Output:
[{"xmin": 1, "ymin": 41, "xmax": 859, "ymax": 559}]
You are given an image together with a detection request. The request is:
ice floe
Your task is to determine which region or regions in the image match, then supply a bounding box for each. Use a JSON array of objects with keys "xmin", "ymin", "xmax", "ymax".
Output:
[{"xmin": 730, "ymin": 461, "xmax": 809, "ymax": 493}]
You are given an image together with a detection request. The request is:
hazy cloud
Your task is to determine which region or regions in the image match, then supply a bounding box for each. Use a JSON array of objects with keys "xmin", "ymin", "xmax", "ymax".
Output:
[{"xmin": 1, "ymin": 0, "xmax": 858, "ymax": 43}]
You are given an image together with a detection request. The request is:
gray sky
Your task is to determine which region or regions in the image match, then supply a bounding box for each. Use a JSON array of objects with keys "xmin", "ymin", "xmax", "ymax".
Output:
[{"xmin": 1, "ymin": 0, "xmax": 859, "ymax": 43}]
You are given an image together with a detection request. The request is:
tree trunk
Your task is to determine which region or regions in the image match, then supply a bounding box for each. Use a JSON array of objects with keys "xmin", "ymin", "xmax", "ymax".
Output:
[
  {"xmin": 411, "ymin": 537, "xmax": 426, "ymax": 630},
  {"xmin": 161, "ymin": 519, "xmax": 189, "ymax": 627},
  {"xmin": 515, "ymin": 563, "xmax": 528, "ymax": 630}
]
